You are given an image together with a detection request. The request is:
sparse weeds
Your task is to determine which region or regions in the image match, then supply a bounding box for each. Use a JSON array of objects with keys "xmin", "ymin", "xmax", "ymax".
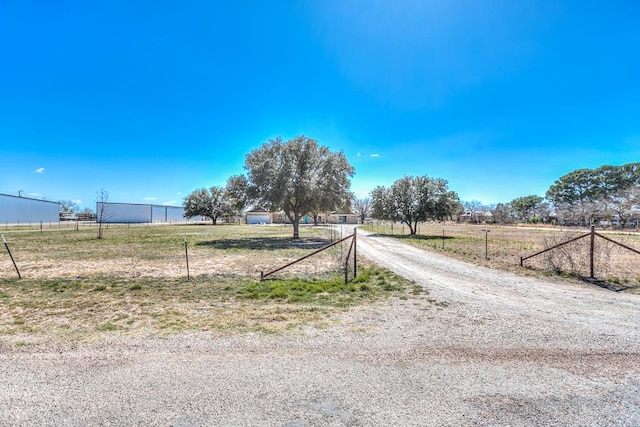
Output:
[
  {"xmin": 0, "ymin": 225, "xmax": 421, "ymax": 343},
  {"xmin": 363, "ymin": 222, "xmax": 640, "ymax": 291}
]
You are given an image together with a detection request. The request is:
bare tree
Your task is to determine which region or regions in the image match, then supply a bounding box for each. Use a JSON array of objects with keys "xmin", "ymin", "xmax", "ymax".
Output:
[
  {"xmin": 463, "ymin": 200, "xmax": 484, "ymax": 223},
  {"xmin": 58, "ymin": 200, "xmax": 78, "ymax": 213},
  {"xmin": 353, "ymin": 197, "xmax": 372, "ymax": 224},
  {"xmin": 491, "ymin": 203, "xmax": 514, "ymax": 225},
  {"xmin": 96, "ymin": 189, "xmax": 113, "ymax": 239}
]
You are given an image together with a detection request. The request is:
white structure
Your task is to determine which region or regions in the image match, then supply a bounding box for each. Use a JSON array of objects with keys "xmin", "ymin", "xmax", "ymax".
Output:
[
  {"xmin": 0, "ymin": 193, "xmax": 60, "ymax": 225},
  {"xmin": 96, "ymin": 202, "xmax": 201, "ymax": 223},
  {"xmin": 245, "ymin": 208, "xmax": 271, "ymax": 224}
]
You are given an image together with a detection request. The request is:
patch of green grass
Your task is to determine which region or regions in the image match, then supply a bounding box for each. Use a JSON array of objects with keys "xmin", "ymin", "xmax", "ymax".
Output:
[
  {"xmin": 236, "ymin": 267, "xmax": 413, "ymax": 305},
  {"xmin": 97, "ymin": 322, "xmax": 118, "ymax": 331}
]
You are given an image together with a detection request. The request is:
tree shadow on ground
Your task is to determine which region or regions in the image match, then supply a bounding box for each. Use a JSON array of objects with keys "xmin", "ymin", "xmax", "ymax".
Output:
[
  {"xmin": 582, "ymin": 277, "xmax": 639, "ymax": 293},
  {"xmin": 368, "ymin": 233, "xmax": 455, "ymax": 241},
  {"xmin": 197, "ymin": 237, "xmax": 331, "ymax": 250}
]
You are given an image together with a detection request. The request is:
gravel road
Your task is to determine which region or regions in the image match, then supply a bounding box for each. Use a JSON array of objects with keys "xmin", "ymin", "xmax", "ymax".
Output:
[{"xmin": 1, "ymin": 229, "xmax": 639, "ymax": 426}]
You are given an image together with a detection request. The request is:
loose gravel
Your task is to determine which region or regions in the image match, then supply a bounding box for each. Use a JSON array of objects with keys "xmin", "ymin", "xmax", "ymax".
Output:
[{"xmin": 1, "ymin": 229, "xmax": 639, "ymax": 426}]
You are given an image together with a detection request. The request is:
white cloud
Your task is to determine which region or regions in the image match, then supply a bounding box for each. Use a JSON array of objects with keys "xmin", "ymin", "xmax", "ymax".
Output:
[
  {"xmin": 28, "ymin": 192, "xmax": 42, "ymax": 198},
  {"xmin": 143, "ymin": 197, "xmax": 158, "ymax": 201},
  {"xmin": 162, "ymin": 200, "xmax": 178, "ymax": 206},
  {"xmin": 176, "ymin": 192, "xmax": 182, "ymax": 196},
  {"xmin": 72, "ymin": 199, "xmax": 83, "ymax": 204},
  {"xmin": 370, "ymin": 153, "xmax": 380, "ymax": 158},
  {"xmin": 34, "ymin": 167, "xmax": 45, "ymax": 173},
  {"xmin": 356, "ymin": 152, "xmax": 361, "ymax": 157}
]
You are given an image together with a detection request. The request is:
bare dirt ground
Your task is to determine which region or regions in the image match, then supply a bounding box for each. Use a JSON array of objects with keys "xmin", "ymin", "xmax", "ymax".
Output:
[{"xmin": 1, "ymin": 229, "xmax": 639, "ymax": 426}]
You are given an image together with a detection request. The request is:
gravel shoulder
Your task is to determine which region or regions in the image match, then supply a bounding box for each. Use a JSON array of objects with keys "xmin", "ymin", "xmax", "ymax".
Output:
[{"xmin": 1, "ymin": 229, "xmax": 639, "ymax": 426}]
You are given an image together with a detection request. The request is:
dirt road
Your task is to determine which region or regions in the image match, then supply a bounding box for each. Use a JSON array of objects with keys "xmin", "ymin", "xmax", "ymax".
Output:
[{"xmin": 1, "ymin": 230, "xmax": 639, "ymax": 426}]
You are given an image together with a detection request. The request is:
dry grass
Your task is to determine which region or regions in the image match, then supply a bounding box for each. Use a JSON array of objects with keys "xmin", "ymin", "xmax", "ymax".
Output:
[
  {"xmin": 364, "ymin": 221, "xmax": 640, "ymax": 292},
  {"xmin": 0, "ymin": 224, "xmax": 422, "ymax": 345}
]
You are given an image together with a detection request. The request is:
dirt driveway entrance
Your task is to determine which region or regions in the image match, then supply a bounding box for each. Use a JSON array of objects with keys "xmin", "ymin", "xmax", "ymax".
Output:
[{"xmin": 1, "ymin": 230, "xmax": 639, "ymax": 426}]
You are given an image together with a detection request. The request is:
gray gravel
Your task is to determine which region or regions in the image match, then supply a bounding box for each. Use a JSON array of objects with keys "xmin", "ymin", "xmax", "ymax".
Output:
[{"xmin": 1, "ymin": 230, "xmax": 639, "ymax": 426}]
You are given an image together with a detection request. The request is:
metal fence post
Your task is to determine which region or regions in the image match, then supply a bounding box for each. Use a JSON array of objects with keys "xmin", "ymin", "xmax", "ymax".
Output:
[
  {"xmin": 184, "ymin": 236, "xmax": 190, "ymax": 281},
  {"xmin": 2, "ymin": 234, "xmax": 21, "ymax": 279},
  {"xmin": 590, "ymin": 225, "xmax": 595, "ymax": 278},
  {"xmin": 353, "ymin": 228, "xmax": 357, "ymax": 279}
]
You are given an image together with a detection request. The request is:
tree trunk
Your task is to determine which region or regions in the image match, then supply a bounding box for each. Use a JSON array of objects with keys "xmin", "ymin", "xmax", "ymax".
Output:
[
  {"xmin": 292, "ymin": 220, "xmax": 300, "ymax": 239},
  {"xmin": 408, "ymin": 223, "xmax": 416, "ymax": 235}
]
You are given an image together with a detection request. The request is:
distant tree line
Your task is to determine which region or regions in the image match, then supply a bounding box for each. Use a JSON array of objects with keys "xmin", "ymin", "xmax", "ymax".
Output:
[
  {"xmin": 546, "ymin": 163, "xmax": 640, "ymax": 227},
  {"xmin": 183, "ymin": 136, "xmax": 639, "ymax": 232},
  {"xmin": 456, "ymin": 163, "xmax": 640, "ymax": 228}
]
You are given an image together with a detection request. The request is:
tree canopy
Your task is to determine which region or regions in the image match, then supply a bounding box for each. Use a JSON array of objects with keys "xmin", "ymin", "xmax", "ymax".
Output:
[
  {"xmin": 510, "ymin": 195, "xmax": 544, "ymax": 222},
  {"xmin": 243, "ymin": 135, "xmax": 354, "ymax": 238},
  {"xmin": 371, "ymin": 175, "xmax": 459, "ymax": 235},
  {"xmin": 546, "ymin": 163, "xmax": 640, "ymax": 226},
  {"xmin": 183, "ymin": 186, "xmax": 228, "ymax": 224}
]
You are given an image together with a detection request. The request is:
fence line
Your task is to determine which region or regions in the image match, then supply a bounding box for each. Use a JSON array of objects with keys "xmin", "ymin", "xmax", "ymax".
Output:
[
  {"xmin": 260, "ymin": 229, "xmax": 357, "ymax": 284},
  {"xmin": 520, "ymin": 225, "xmax": 640, "ymax": 279}
]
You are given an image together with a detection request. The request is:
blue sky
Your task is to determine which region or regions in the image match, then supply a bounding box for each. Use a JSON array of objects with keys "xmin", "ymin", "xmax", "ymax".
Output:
[{"xmin": 1, "ymin": 1, "xmax": 639, "ymax": 210}]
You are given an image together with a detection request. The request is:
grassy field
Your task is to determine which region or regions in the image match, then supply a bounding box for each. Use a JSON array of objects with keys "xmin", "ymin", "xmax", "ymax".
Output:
[
  {"xmin": 0, "ymin": 224, "xmax": 425, "ymax": 345},
  {"xmin": 363, "ymin": 221, "xmax": 640, "ymax": 292}
]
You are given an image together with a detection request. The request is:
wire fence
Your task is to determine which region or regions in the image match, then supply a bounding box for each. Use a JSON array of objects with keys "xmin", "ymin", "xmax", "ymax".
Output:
[{"xmin": 363, "ymin": 220, "xmax": 640, "ymax": 287}]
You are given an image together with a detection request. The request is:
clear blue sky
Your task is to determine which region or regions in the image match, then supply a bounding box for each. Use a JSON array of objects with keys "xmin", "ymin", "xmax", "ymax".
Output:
[{"xmin": 1, "ymin": 1, "xmax": 639, "ymax": 210}]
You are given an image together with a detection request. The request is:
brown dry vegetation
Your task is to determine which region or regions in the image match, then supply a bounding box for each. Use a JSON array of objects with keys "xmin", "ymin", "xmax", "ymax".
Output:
[
  {"xmin": 0, "ymin": 224, "xmax": 421, "ymax": 345},
  {"xmin": 363, "ymin": 221, "xmax": 640, "ymax": 292}
]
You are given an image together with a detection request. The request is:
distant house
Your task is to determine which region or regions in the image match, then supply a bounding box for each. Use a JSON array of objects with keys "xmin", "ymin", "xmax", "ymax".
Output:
[
  {"xmin": 326, "ymin": 211, "xmax": 359, "ymax": 224},
  {"xmin": 246, "ymin": 210, "xmax": 358, "ymax": 225},
  {"xmin": 245, "ymin": 208, "xmax": 271, "ymax": 224},
  {"xmin": 459, "ymin": 210, "xmax": 494, "ymax": 224}
]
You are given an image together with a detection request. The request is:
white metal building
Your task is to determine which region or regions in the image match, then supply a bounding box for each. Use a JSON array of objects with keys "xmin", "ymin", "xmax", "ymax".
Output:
[
  {"xmin": 245, "ymin": 208, "xmax": 271, "ymax": 224},
  {"xmin": 0, "ymin": 193, "xmax": 60, "ymax": 225},
  {"xmin": 96, "ymin": 202, "xmax": 201, "ymax": 223}
]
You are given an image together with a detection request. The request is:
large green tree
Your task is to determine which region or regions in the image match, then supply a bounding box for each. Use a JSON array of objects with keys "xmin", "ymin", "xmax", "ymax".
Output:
[
  {"xmin": 546, "ymin": 163, "xmax": 640, "ymax": 226},
  {"xmin": 371, "ymin": 176, "xmax": 459, "ymax": 235},
  {"xmin": 243, "ymin": 136, "xmax": 354, "ymax": 238},
  {"xmin": 510, "ymin": 195, "xmax": 544, "ymax": 222},
  {"xmin": 183, "ymin": 186, "xmax": 228, "ymax": 224},
  {"xmin": 224, "ymin": 174, "xmax": 250, "ymax": 216}
]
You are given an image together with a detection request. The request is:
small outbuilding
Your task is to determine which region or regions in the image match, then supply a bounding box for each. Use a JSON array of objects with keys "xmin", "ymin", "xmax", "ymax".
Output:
[
  {"xmin": 327, "ymin": 212, "xmax": 359, "ymax": 224},
  {"xmin": 245, "ymin": 208, "xmax": 271, "ymax": 224}
]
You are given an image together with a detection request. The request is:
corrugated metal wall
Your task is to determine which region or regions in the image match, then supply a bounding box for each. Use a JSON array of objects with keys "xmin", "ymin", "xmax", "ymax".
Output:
[
  {"xmin": 0, "ymin": 194, "xmax": 60, "ymax": 224},
  {"xmin": 151, "ymin": 205, "xmax": 166, "ymax": 223},
  {"xmin": 97, "ymin": 203, "xmax": 151, "ymax": 223},
  {"xmin": 97, "ymin": 202, "xmax": 197, "ymax": 223},
  {"xmin": 166, "ymin": 206, "xmax": 187, "ymax": 222}
]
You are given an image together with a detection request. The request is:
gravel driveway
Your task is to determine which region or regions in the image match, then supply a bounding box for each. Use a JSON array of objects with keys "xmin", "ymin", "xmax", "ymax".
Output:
[{"xmin": 1, "ymin": 229, "xmax": 639, "ymax": 426}]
